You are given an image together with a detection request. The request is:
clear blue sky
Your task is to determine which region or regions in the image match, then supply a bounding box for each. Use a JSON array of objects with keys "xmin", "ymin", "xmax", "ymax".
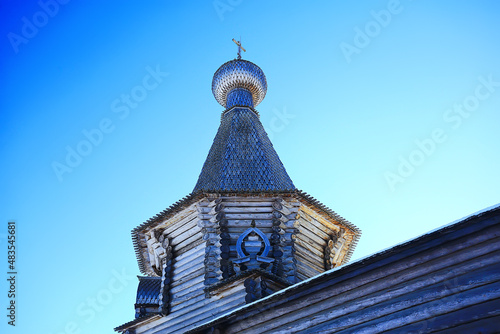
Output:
[{"xmin": 1, "ymin": 1, "xmax": 499, "ymax": 333}]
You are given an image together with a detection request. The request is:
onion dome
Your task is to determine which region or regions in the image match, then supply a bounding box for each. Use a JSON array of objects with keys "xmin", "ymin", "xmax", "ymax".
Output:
[
  {"xmin": 193, "ymin": 56, "xmax": 295, "ymax": 193},
  {"xmin": 212, "ymin": 59, "xmax": 267, "ymax": 109}
]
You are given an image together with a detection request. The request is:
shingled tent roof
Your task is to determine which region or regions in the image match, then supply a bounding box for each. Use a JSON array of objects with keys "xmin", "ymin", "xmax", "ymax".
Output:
[{"xmin": 193, "ymin": 107, "xmax": 295, "ymax": 192}]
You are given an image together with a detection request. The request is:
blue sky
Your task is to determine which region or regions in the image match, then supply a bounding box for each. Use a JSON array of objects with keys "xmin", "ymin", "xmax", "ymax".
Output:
[{"xmin": 1, "ymin": 1, "xmax": 499, "ymax": 333}]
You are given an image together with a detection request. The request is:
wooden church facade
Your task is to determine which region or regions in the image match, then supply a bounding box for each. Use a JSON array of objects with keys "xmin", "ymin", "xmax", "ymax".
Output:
[{"xmin": 115, "ymin": 49, "xmax": 500, "ymax": 333}]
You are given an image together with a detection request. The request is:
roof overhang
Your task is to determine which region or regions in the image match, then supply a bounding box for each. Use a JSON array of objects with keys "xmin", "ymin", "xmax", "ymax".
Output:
[{"xmin": 132, "ymin": 190, "xmax": 361, "ymax": 275}]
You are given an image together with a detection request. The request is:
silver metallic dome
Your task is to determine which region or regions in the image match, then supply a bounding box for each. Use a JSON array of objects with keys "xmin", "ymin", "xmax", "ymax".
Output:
[{"xmin": 212, "ymin": 59, "xmax": 267, "ymax": 108}]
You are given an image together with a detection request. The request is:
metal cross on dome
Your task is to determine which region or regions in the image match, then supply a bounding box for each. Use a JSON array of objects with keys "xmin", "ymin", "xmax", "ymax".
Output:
[{"xmin": 232, "ymin": 38, "xmax": 246, "ymax": 59}]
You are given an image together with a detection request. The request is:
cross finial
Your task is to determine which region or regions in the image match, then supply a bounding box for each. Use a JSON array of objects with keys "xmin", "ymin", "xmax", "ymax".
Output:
[{"xmin": 232, "ymin": 38, "xmax": 246, "ymax": 60}]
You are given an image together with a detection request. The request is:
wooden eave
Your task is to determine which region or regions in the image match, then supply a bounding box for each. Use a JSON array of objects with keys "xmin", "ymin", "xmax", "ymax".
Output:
[
  {"xmin": 132, "ymin": 190, "xmax": 361, "ymax": 276},
  {"xmin": 114, "ymin": 314, "xmax": 162, "ymax": 333}
]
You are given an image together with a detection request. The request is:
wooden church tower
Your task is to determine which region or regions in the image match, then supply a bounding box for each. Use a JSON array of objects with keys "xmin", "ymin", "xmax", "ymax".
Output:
[{"xmin": 115, "ymin": 43, "xmax": 361, "ymax": 334}]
